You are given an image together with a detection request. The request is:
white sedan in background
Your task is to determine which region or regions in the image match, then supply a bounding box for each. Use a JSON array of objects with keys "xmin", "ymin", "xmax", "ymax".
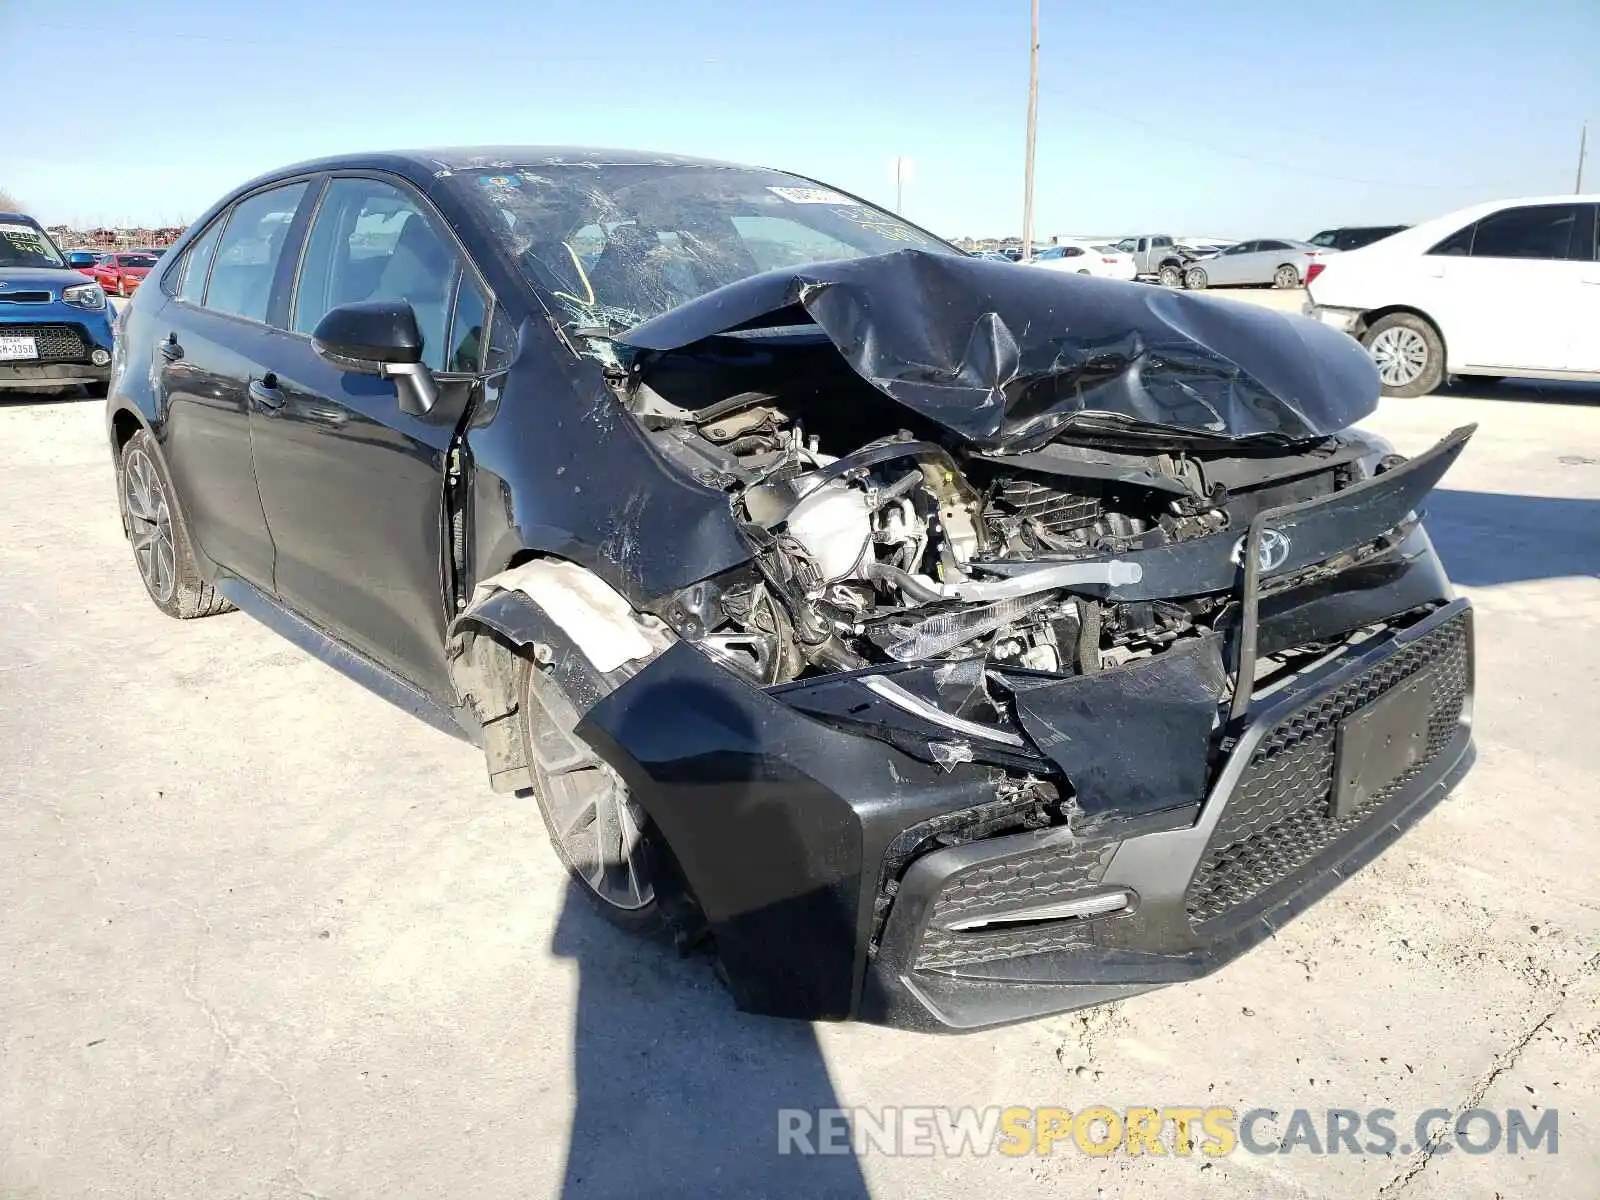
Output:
[
  {"xmin": 1181, "ymin": 239, "xmax": 1334, "ymax": 289},
  {"xmin": 1025, "ymin": 240, "xmax": 1137, "ymax": 281},
  {"xmin": 1305, "ymin": 193, "xmax": 1600, "ymax": 396}
]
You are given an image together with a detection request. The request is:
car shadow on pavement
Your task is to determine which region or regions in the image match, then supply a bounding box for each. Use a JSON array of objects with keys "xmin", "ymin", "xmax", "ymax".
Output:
[
  {"xmin": 551, "ymin": 889, "xmax": 870, "ymax": 1200},
  {"xmin": 1426, "ymin": 489, "xmax": 1600, "ymax": 587},
  {"xmin": 1440, "ymin": 377, "xmax": 1600, "ymax": 407}
]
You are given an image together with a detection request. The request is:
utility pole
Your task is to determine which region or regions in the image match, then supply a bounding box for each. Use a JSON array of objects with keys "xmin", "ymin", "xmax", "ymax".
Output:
[
  {"xmin": 1021, "ymin": 0, "xmax": 1040, "ymax": 261},
  {"xmin": 1577, "ymin": 122, "xmax": 1588, "ymax": 193}
]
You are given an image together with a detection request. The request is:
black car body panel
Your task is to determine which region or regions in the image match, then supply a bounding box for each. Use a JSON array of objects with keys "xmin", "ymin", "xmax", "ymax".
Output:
[
  {"xmin": 104, "ymin": 148, "xmax": 1476, "ymax": 1030},
  {"xmin": 619, "ymin": 248, "xmax": 1382, "ymax": 452}
]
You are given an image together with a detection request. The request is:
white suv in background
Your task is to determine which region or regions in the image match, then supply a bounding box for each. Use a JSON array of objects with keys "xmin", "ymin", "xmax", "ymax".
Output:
[{"xmin": 1303, "ymin": 195, "xmax": 1600, "ymax": 396}]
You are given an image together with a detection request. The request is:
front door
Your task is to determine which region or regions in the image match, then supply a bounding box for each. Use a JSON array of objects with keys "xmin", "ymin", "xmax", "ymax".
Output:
[{"xmin": 246, "ymin": 175, "xmax": 491, "ymax": 698}]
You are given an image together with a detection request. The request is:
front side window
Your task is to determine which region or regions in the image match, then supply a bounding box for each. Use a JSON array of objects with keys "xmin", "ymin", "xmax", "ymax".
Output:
[
  {"xmin": 205, "ymin": 182, "xmax": 309, "ymax": 322},
  {"xmin": 447, "ymin": 273, "xmax": 489, "ymax": 373},
  {"xmin": 293, "ymin": 177, "xmax": 458, "ymax": 370},
  {"xmin": 176, "ymin": 220, "xmax": 224, "ymax": 304},
  {"xmin": 447, "ymin": 162, "xmax": 954, "ymax": 331}
]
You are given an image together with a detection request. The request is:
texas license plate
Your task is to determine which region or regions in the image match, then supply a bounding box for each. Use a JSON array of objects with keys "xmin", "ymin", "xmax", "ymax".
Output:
[{"xmin": 0, "ymin": 335, "xmax": 39, "ymax": 361}]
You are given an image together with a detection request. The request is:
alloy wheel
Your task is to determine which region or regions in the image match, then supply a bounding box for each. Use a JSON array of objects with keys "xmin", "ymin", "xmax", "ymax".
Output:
[
  {"xmin": 525, "ymin": 667, "xmax": 655, "ymax": 912},
  {"xmin": 1159, "ymin": 265, "xmax": 1183, "ymax": 288},
  {"xmin": 1185, "ymin": 267, "xmax": 1208, "ymax": 289},
  {"xmin": 1274, "ymin": 265, "xmax": 1298, "ymax": 288},
  {"xmin": 1369, "ymin": 326, "xmax": 1429, "ymax": 387},
  {"xmin": 123, "ymin": 447, "xmax": 176, "ymax": 603}
]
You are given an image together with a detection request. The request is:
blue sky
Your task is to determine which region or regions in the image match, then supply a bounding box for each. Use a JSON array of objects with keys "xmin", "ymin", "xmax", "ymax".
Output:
[{"xmin": 6, "ymin": 0, "xmax": 1597, "ymax": 238}]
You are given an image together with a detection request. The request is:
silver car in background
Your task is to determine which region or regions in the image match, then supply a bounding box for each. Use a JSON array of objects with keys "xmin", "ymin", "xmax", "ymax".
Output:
[{"xmin": 1182, "ymin": 238, "xmax": 1336, "ymax": 289}]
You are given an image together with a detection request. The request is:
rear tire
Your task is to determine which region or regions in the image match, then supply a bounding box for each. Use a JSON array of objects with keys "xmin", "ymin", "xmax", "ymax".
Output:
[
  {"xmin": 116, "ymin": 430, "xmax": 234, "ymax": 619},
  {"xmin": 1184, "ymin": 266, "xmax": 1209, "ymax": 290},
  {"xmin": 1362, "ymin": 312, "xmax": 1445, "ymax": 398},
  {"xmin": 1273, "ymin": 264, "xmax": 1300, "ymax": 289},
  {"xmin": 1158, "ymin": 263, "xmax": 1184, "ymax": 288}
]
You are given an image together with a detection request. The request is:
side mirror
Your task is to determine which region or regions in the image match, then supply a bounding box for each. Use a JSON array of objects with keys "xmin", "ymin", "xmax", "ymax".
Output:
[{"xmin": 312, "ymin": 299, "xmax": 438, "ymax": 415}]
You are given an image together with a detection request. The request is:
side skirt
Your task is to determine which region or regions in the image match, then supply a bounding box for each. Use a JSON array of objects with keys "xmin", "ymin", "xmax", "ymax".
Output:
[{"xmin": 216, "ymin": 576, "xmax": 478, "ymax": 746}]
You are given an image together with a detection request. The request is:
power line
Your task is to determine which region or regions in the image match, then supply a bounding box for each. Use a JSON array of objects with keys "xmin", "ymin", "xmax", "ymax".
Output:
[{"xmin": 1040, "ymin": 87, "xmax": 1537, "ymax": 192}]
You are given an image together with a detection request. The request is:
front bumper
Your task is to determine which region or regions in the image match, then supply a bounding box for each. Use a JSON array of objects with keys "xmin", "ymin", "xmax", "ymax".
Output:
[
  {"xmin": 1303, "ymin": 301, "xmax": 1364, "ymax": 334},
  {"xmin": 582, "ymin": 585, "xmax": 1474, "ymax": 1030},
  {"xmin": 0, "ymin": 310, "xmax": 115, "ymax": 390},
  {"xmin": 863, "ymin": 599, "xmax": 1473, "ymax": 1030}
]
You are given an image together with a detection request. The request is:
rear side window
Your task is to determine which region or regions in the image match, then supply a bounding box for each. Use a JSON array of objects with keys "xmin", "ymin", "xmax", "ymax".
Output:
[
  {"xmin": 1432, "ymin": 203, "xmax": 1588, "ymax": 261},
  {"xmin": 205, "ymin": 182, "xmax": 309, "ymax": 323},
  {"xmin": 292, "ymin": 177, "xmax": 459, "ymax": 371},
  {"xmin": 177, "ymin": 220, "xmax": 224, "ymax": 304}
]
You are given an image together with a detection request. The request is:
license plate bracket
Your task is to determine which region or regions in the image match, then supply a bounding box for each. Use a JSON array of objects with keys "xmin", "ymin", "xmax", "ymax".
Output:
[
  {"xmin": 0, "ymin": 335, "xmax": 39, "ymax": 362},
  {"xmin": 1332, "ymin": 673, "xmax": 1432, "ymax": 818}
]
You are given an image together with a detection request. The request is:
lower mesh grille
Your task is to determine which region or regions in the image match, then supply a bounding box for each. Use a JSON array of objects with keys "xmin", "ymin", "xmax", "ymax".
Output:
[
  {"xmin": 916, "ymin": 839, "xmax": 1110, "ymax": 969},
  {"xmin": 1185, "ymin": 612, "xmax": 1470, "ymax": 926},
  {"xmin": 0, "ymin": 324, "xmax": 89, "ymax": 362}
]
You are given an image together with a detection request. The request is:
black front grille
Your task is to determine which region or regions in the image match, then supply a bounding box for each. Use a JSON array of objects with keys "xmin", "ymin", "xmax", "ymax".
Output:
[
  {"xmin": 1185, "ymin": 612, "xmax": 1470, "ymax": 926},
  {"xmin": 1, "ymin": 324, "xmax": 88, "ymax": 362},
  {"xmin": 916, "ymin": 838, "xmax": 1111, "ymax": 969},
  {"xmin": 0, "ymin": 292, "xmax": 51, "ymax": 304}
]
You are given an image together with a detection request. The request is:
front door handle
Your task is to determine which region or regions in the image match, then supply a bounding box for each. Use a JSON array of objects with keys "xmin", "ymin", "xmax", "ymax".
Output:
[
  {"xmin": 248, "ymin": 373, "xmax": 285, "ymax": 411},
  {"xmin": 159, "ymin": 333, "xmax": 183, "ymax": 362}
]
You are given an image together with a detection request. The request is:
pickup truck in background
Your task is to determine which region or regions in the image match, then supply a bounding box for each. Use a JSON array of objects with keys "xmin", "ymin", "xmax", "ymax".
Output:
[{"xmin": 1110, "ymin": 235, "xmax": 1194, "ymax": 287}]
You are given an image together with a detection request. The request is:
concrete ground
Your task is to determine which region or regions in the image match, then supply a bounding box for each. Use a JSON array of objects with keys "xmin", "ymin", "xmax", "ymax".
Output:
[{"xmin": 2, "ymin": 364, "xmax": 1597, "ymax": 1197}]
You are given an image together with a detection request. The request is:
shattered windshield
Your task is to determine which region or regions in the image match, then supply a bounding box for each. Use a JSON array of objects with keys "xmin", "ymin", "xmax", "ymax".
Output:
[{"xmin": 447, "ymin": 162, "xmax": 956, "ymax": 332}]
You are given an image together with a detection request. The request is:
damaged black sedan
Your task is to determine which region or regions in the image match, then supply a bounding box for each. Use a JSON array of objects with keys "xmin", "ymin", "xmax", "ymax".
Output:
[{"xmin": 106, "ymin": 148, "xmax": 1474, "ymax": 1031}]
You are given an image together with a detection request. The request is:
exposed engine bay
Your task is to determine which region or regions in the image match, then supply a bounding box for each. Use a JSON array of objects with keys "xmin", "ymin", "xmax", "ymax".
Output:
[{"xmin": 626, "ymin": 373, "xmax": 1391, "ymax": 691}]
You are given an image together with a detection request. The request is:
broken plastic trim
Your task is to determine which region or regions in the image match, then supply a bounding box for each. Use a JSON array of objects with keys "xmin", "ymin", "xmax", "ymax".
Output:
[
  {"xmin": 861, "ymin": 675, "xmax": 1026, "ymax": 747},
  {"xmin": 942, "ymin": 888, "xmax": 1134, "ymax": 932}
]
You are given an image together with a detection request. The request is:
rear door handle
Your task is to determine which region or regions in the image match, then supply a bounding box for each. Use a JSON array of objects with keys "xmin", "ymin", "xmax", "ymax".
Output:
[
  {"xmin": 248, "ymin": 373, "xmax": 285, "ymax": 411},
  {"xmin": 159, "ymin": 334, "xmax": 183, "ymax": 362}
]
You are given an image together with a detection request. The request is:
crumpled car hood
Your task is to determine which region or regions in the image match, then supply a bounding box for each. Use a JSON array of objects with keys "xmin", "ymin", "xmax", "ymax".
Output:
[{"xmin": 618, "ymin": 249, "xmax": 1380, "ymax": 452}]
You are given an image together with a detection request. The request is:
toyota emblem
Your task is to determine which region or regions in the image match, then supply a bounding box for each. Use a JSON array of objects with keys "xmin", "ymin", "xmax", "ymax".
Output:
[{"xmin": 1232, "ymin": 528, "xmax": 1292, "ymax": 572}]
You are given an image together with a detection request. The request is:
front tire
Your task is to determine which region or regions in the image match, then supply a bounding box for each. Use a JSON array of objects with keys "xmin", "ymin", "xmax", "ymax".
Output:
[
  {"xmin": 519, "ymin": 643, "xmax": 697, "ymax": 939},
  {"xmin": 1184, "ymin": 266, "xmax": 1209, "ymax": 290},
  {"xmin": 1158, "ymin": 263, "xmax": 1184, "ymax": 288},
  {"xmin": 116, "ymin": 430, "xmax": 234, "ymax": 619},
  {"xmin": 1362, "ymin": 312, "xmax": 1445, "ymax": 397},
  {"xmin": 1273, "ymin": 264, "xmax": 1300, "ymax": 289},
  {"xmin": 116, "ymin": 278, "xmax": 127, "ymax": 297}
]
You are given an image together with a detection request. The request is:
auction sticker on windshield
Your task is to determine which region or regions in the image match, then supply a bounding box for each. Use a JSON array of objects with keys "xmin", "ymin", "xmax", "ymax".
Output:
[
  {"xmin": 0, "ymin": 336, "xmax": 39, "ymax": 361},
  {"xmin": 768, "ymin": 186, "xmax": 856, "ymax": 205}
]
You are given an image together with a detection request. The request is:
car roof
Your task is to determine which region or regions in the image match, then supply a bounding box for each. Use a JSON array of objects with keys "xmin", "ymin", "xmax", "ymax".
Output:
[
  {"xmin": 263, "ymin": 145, "xmax": 757, "ymax": 181},
  {"xmin": 0, "ymin": 211, "xmax": 42, "ymax": 225}
]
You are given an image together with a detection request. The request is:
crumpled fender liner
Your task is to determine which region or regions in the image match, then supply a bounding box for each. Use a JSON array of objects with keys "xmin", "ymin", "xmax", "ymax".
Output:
[{"xmin": 447, "ymin": 559, "xmax": 673, "ymax": 793}]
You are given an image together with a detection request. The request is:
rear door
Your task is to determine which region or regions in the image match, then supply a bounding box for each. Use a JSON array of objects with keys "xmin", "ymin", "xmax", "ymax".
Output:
[
  {"xmin": 246, "ymin": 173, "xmax": 492, "ymax": 696},
  {"xmin": 155, "ymin": 181, "xmax": 311, "ymax": 590},
  {"xmin": 1564, "ymin": 204, "xmax": 1600, "ymax": 372},
  {"xmin": 1426, "ymin": 202, "xmax": 1590, "ymax": 371}
]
